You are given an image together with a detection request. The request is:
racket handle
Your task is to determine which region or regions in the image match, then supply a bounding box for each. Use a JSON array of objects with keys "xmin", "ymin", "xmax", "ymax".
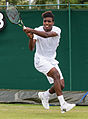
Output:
[{"xmin": 23, "ymin": 26, "xmax": 26, "ymax": 29}]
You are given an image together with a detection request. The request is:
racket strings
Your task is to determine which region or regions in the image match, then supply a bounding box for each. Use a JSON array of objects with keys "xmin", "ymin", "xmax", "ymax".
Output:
[
  {"xmin": 6, "ymin": 4, "xmax": 25, "ymax": 28},
  {"xmin": 6, "ymin": 5, "xmax": 20, "ymax": 24}
]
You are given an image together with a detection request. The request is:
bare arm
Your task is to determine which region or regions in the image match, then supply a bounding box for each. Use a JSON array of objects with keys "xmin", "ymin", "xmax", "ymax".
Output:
[
  {"xmin": 29, "ymin": 38, "xmax": 36, "ymax": 51},
  {"xmin": 24, "ymin": 32, "xmax": 36, "ymax": 51},
  {"xmin": 24, "ymin": 27, "xmax": 58, "ymax": 38}
]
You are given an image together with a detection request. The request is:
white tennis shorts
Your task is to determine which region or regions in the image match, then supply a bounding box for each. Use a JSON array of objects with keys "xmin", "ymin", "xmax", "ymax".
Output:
[{"xmin": 34, "ymin": 53, "xmax": 63, "ymax": 84}]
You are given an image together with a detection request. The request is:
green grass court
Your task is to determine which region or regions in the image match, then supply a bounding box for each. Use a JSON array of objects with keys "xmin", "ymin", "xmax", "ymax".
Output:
[{"xmin": 0, "ymin": 104, "xmax": 88, "ymax": 119}]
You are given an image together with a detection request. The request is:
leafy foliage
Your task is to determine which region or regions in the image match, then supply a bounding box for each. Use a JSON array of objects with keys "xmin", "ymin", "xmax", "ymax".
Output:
[{"xmin": 0, "ymin": 0, "xmax": 88, "ymax": 9}]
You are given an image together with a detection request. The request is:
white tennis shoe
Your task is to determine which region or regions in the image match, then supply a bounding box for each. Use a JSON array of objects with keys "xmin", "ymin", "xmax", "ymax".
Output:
[
  {"xmin": 38, "ymin": 92, "xmax": 49, "ymax": 109},
  {"xmin": 61, "ymin": 102, "xmax": 76, "ymax": 113}
]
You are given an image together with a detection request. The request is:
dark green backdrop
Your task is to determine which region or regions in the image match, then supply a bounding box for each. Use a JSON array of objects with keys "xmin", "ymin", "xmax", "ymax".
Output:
[{"xmin": 0, "ymin": 10, "xmax": 88, "ymax": 91}]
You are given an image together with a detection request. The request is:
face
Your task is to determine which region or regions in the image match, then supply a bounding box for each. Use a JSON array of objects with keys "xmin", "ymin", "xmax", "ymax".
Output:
[{"xmin": 43, "ymin": 17, "xmax": 54, "ymax": 32}]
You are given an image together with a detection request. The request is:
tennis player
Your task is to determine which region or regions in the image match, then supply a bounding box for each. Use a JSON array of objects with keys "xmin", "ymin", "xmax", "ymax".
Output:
[{"xmin": 23, "ymin": 11, "xmax": 75, "ymax": 113}]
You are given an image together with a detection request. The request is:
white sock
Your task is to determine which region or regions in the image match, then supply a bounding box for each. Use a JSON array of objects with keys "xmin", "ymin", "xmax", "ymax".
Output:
[
  {"xmin": 58, "ymin": 95, "xmax": 66, "ymax": 106},
  {"xmin": 44, "ymin": 89, "xmax": 51, "ymax": 97}
]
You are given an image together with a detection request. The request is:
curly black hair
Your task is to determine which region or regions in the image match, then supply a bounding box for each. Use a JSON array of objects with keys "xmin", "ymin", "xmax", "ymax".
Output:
[{"xmin": 42, "ymin": 11, "xmax": 54, "ymax": 21}]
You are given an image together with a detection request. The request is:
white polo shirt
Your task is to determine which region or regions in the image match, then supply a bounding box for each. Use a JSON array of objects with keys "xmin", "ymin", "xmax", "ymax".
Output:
[{"xmin": 34, "ymin": 26, "xmax": 61, "ymax": 59}]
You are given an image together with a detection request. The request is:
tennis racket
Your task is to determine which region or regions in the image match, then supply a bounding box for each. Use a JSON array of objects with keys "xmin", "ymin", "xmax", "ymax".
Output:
[
  {"xmin": 76, "ymin": 92, "xmax": 88, "ymax": 106},
  {"xmin": 6, "ymin": 4, "xmax": 26, "ymax": 29}
]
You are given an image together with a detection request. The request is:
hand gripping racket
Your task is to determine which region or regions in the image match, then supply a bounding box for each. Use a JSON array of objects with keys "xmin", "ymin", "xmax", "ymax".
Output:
[{"xmin": 6, "ymin": 4, "xmax": 26, "ymax": 29}]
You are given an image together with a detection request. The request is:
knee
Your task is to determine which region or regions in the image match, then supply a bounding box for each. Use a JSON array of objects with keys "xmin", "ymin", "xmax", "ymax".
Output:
[
  {"xmin": 47, "ymin": 67, "xmax": 60, "ymax": 80},
  {"xmin": 47, "ymin": 67, "xmax": 60, "ymax": 81},
  {"xmin": 52, "ymin": 69, "xmax": 60, "ymax": 80}
]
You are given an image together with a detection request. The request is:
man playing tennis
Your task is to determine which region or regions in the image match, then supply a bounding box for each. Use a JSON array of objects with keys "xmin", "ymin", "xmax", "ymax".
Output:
[{"xmin": 23, "ymin": 11, "xmax": 75, "ymax": 113}]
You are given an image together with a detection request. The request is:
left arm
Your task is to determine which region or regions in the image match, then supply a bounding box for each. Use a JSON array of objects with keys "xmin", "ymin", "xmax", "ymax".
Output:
[{"xmin": 23, "ymin": 27, "xmax": 58, "ymax": 38}]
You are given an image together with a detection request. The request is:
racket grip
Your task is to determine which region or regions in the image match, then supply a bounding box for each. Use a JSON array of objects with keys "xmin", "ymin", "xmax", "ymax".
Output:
[{"xmin": 23, "ymin": 26, "xmax": 26, "ymax": 29}]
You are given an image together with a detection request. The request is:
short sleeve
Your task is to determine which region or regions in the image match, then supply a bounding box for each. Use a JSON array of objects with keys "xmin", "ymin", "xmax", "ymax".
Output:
[
  {"xmin": 52, "ymin": 26, "xmax": 61, "ymax": 36},
  {"xmin": 33, "ymin": 27, "xmax": 38, "ymax": 40}
]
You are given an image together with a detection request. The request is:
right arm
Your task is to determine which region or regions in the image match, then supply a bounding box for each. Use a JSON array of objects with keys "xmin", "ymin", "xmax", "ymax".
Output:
[{"xmin": 24, "ymin": 27, "xmax": 58, "ymax": 38}]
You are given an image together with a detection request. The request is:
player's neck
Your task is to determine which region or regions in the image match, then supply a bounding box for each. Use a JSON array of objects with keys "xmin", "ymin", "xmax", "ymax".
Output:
[{"xmin": 43, "ymin": 27, "xmax": 52, "ymax": 32}]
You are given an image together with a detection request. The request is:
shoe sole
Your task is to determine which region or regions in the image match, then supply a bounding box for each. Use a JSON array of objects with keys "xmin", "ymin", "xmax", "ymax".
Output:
[{"xmin": 61, "ymin": 104, "xmax": 76, "ymax": 113}]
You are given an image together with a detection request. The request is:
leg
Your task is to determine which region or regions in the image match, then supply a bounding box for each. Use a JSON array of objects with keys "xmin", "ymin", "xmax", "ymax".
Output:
[
  {"xmin": 38, "ymin": 67, "xmax": 75, "ymax": 113},
  {"xmin": 47, "ymin": 67, "xmax": 62, "ymax": 96},
  {"xmin": 49, "ymin": 79, "xmax": 65, "ymax": 94},
  {"xmin": 47, "ymin": 67, "xmax": 75, "ymax": 113},
  {"xmin": 60, "ymin": 79, "xmax": 65, "ymax": 90},
  {"xmin": 38, "ymin": 67, "xmax": 63, "ymax": 109}
]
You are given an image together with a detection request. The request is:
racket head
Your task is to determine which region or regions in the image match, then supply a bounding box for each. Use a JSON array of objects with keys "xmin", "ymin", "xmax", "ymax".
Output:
[{"xmin": 6, "ymin": 4, "xmax": 20, "ymax": 25}]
